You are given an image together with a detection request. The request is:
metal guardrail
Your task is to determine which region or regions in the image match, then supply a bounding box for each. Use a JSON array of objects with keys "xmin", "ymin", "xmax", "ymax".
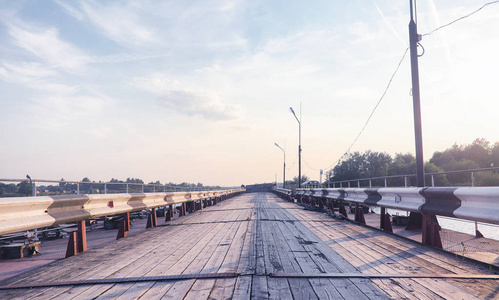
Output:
[
  {"xmin": 283, "ymin": 187, "xmax": 499, "ymax": 225},
  {"xmin": 273, "ymin": 186, "xmax": 499, "ymax": 249},
  {"xmin": 0, "ymin": 189, "xmax": 244, "ymax": 236},
  {"xmin": 0, "ymin": 178, "xmax": 236, "ymax": 197}
]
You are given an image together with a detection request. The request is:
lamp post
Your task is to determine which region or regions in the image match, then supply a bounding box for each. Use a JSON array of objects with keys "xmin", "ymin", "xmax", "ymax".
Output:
[
  {"xmin": 274, "ymin": 143, "xmax": 286, "ymax": 188},
  {"xmin": 290, "ymin": 105, "xmax": 301, "ymax": 188}
]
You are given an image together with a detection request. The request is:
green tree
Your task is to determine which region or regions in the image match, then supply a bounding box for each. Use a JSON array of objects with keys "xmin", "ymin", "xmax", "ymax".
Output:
[
  {"xmin": 424, "ymin": 162, "xmax": 448, "ymax": 186},
  {"xmin": 331, "ymin": 151, "xmax": 391, "ymax": 182},
  {"xmin": 491, "ymin": 142, "xmax": 499, "ymax": 167},
  {"xmin": 286, "ymin": 175, "xmax": 310, "ymax": 188},
  {"xmin": 462, "ymin": 138, "xmax": 491, "ymax": 168},
  {"xmin": 17, "ymin": 181, "xmax": 33, "ymax": 196},
  {"xmin": 475, "ymin": 171, "xmax": 499, "ymax": 186}
]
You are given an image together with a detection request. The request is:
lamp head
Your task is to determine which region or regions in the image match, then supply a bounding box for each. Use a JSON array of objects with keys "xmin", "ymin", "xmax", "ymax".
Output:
[
  {"xmin": 274, "ymin": 143, "xmax": 279, "ymax": 147},
  {"xmin": 290, "ymin": 107, "xmax": 295, "ymax": 115}
]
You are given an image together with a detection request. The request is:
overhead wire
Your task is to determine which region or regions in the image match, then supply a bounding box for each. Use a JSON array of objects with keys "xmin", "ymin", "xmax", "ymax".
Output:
[
  {"xmin": 321, "ymin": 1, "xmax": 498, "ymax": 174},
  {"xmin": 285, "ymin": 1, "xmax": 499, "ymax": 178},
  {"xmin": 303, "ymin": 157, "xmax": 321, "ymax": 171},
  {"xmin": 422, "ymin": 0, "xmax": 499, "ymax": 37},
  {"xmin": 322, "ymin": 47, "xmax": 410, "ymax": 172},
  {"xmin": 286, "ymin": 155, "xmax": 297, "ymax": 171}
]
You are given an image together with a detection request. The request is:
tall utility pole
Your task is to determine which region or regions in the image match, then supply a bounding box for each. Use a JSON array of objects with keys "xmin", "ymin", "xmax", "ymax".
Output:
[
  {"xmin": 274, "ymin": 143, "xmax": 286, "ymax": 188},
  {"xmin": 290, "ymin": 104, "xmax": 301, "ymax": 188},
  {"xmin": 409, "ymin": 0, "xmax": 425, "ymax": 187}
]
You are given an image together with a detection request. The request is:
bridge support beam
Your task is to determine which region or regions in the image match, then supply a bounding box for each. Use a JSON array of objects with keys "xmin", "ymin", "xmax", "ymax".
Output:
[{"xmin": 117, "ymin": 212, "xmax": 130, "ymax": 239}]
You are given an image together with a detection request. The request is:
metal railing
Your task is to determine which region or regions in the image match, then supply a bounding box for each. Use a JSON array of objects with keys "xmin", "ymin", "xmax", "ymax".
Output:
[
  {"xmin": 327, "ymin": 167, "xmax": 499, "ymax": 188},
  {"xmin": 273, "ymin": 185, "xmax": 499, "ymax": 249},
  {"xmin": 0, "ymin": 178, "xmax": 235, "ymax": 197}
]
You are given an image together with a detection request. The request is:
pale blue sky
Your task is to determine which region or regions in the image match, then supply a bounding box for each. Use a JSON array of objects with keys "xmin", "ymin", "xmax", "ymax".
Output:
[{"xmin": 1, "ymin": 1, "xmax": 498, "ymax": 186}]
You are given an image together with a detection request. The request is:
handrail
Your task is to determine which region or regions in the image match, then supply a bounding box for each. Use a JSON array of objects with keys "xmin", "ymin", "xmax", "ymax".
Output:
[
  {"xmin": 0, "ymin": 189, "xmax": 245, "ymax": 236},
  {"xmin": 0, "ymin": 178, "xmax": 237, "ymax": 197},
  {"xmin": 328, "ymin": 166, "xmax": 499, "ymax": 187}
]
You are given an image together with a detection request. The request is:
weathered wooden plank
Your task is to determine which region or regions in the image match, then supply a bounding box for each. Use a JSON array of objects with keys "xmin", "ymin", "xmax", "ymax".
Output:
[
  {"xmin": 287, "ymin": 202, "xmax": 484, "ymax": 299},
  {"xmin": 207, "ymin": 278, "xmax": 236, "ymax": 300},
  {"xmin": 251, "ymin": 275, "xmax": 268, "ymax": 299},
  {"xmin": 126, "ymin": 281, "xmax": 175, "ymax": 300},
  {"xmin": 232, "ymin": 276, "xmax": 252, "ymax": 299}
]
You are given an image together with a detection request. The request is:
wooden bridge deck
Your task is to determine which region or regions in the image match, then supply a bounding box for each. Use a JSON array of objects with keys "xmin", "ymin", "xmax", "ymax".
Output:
[{"xmin": 1, "ymin": 192, "xmax": 498, "ymax": 299}]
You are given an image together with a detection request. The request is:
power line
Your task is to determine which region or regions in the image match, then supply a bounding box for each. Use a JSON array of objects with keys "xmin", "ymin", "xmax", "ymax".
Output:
[
  {"xmin": 323, "ymin": 47, "xmax": 410, "ymax": 172},
  {"xmin": 422, "ymin": 0, "xmax": 499, "ymax": 37},
  {"xmin": 286, "ymin": 155, "xmax": 297, "ymax": 171},
  {"xmin": 303, "ymin": 157, "xmax": 321, "ymax": 171}
]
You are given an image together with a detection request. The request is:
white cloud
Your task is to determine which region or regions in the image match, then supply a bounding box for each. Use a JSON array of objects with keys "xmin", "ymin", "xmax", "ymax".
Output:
[
  {"xmin": 7, "ymin": 22, "xmax": 89, "ymax": 71},
  {"xmin": 156, "ymin": 89, "xmax": 242, "ymax": 120},
  {"xmin": 26, "ymin": 91, "xmax": 116, "ymax": 130},
  {"xmin": 131, "ymin": 74, "xmax": 179, "ymax": 94},
  {"xmin": 0, "ymin": 62, "xmax": 78, "ymax": 94},
  {"xmin": 56, "ymin": 1, "xmax": 155, "ymax": 46}
]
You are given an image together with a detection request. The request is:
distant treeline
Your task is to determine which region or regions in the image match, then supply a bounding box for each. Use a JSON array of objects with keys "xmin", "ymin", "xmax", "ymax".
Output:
[
  {"xmin": 325, "ymin": 138, "xmax": 499, "ymax": 187},
  {"xmin": 0, "ymin": 177, "xmax": 220, "ymax": 197}
]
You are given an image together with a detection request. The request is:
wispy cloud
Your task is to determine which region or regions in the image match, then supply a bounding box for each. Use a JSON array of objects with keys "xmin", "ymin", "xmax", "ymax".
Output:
[
  {"xmin": 0, "ymin": 62, "xmax": 78, "ymax": 94},
  {"xmin": 156, "ymin": 89, "xmax": 242, "ymax": 120},
  {"xmin": 56, "ymin": 0, "xmax": 155, "ymax": 47},
  {"xmin": 7, "ymin": 21, "xmax": 89, "ymax": 71},
  {"xmin": 374, "ymin": 2, "xmax": 405, "ymax": 44},
  {"xmin": 26, "ymin": 90, "xmax": 116, "ymax": 130}
]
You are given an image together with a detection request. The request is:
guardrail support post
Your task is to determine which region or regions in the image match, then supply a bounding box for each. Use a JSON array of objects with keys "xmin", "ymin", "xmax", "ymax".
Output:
[
  {"xmin": 117, "ymin": 212, "xmax": 130, "ymax": 239},
  {"xmin": 406, "ymin": 212, "xmax": 422, "ymax": 230},
  {"xmin": 179, "ymin": 203, "xmax": 186, "ymax": 216},
  {"xmin": 422, "ymin": 214, "xmax": 442, "ymax": 249},
  {"xmin": 380, "ymin": 208, "xmax": 393, "ymax": 233},
  {"xmin": 475, "ymin": 222, "xmax": 483, "ymax": 238},
  {"xmin": 354, "ymin": 203, "xmax": 366, "ymax": 225},
  {"xmin": 165, "ymin": 205, "xmax": 174, "ymax": 221},
  {"xmin": 77, "ymin": 220, "xmax": 87, "ymax": 253},
  {"xmin": 65, "ymin": 232, "xmax": 78, "ymax": 258},
  {"xmin": 147, "ymin": 208, "xmax": 158, "ymax": 228},
  {"xmin": 339, "ymin": 200, "xmax": 348, "ymax": 218},
  {"xmin": 104, "ymin": 184, "xmax": 107, "ymax": 194},
  {"xmin": 77, "ymin": 183, "xmax": 80, "ymax": 195},
  {"xmin": 318, "ymin": 198, "xmax": 324, "ymax": 210},
  {"xmin": 32, "ymin": 182, "xmax": 36, "ymax": 197}
]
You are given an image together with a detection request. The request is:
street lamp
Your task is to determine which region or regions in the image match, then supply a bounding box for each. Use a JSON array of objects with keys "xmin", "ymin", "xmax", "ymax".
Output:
[
  {"xmin": 290, "ymin": 106, "xmax": 301, "ymax": 188},
  {"xmin": 274, "ymin": 143, "xmax": 286, "ymax": 188}
]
